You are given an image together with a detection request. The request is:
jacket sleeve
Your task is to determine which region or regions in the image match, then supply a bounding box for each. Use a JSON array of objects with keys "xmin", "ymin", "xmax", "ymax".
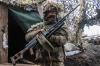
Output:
[
  {"xmin": 49, "ymin": 27, "xmax": 68, "ymax": 46},
  {"xmin": 25, "ymin": 30, "xmax": 37, "ymax": 42},
  {"xmin": 25, "ymin": 22, "xmax": 44, "ymax": 42},
  {"xmin": 49, "ymin": 35, "xmax": 67, "ymax": 46}
]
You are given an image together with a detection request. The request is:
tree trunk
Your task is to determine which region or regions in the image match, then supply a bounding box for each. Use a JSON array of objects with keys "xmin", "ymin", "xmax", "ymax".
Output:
[
  {"xmin": 0, "ymin": 4, "xmax": 8, "ymax": 64},
  {"xmin": 75, "ymin": 0, "xmax": 85, "ymax": 44}
]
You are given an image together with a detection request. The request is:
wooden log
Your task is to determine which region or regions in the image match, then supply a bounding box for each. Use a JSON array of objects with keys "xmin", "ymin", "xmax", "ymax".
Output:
[{"xmin": 0, "ymin": 4, "xmax": 8, "ymax": 63}]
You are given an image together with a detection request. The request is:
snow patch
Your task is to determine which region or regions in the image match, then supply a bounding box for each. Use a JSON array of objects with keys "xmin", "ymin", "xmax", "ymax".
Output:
[{"xmin": 83, "ymin": 25, "xmax": 100, "ymax": 36}]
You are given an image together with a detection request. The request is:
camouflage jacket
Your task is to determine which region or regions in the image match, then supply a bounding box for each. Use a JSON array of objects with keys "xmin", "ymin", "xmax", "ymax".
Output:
[
  {"xmin": 26, "ymin": 22, "xmax": 68, "ymax": 44},
  {"xmin": 25, "ymin": 22, "xmax": 68, "ymax": 62}
]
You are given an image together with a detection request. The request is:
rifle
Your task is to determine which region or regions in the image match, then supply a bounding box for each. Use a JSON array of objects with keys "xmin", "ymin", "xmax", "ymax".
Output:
[{"xmin": 10, "ymin": 5, "xmax": 79, "ymax": 66}]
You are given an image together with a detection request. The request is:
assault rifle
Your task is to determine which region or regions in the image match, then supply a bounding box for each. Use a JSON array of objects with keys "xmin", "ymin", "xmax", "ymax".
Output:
[{"xmin": 10, "ymin": 5, "xmax": 79, "ymax": 66}]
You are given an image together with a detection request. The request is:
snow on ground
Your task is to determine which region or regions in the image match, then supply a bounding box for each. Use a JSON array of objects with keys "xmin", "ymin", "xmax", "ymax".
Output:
[{"xmin": 83, "ymin": 25, "xmax": 100, "ymax": 36}]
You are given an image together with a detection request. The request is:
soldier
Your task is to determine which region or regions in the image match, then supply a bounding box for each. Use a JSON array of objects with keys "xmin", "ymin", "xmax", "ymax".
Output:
[{"xmin": 25, "ymin": 2, "xmax": 68, "ymax": 66}]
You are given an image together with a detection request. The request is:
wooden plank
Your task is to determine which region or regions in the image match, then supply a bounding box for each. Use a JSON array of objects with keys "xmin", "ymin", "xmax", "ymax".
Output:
[{"xmin": 0, "ymin": 4, "xmax": 8, "ymax": 63}]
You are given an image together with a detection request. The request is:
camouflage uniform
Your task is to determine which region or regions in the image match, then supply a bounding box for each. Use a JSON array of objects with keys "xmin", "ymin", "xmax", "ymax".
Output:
[{"xmin": 25, "ymin": 2, "xmax": 68, "ymax": 66}]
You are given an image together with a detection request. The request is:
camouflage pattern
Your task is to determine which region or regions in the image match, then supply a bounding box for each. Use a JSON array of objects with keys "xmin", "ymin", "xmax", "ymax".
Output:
[
  {"xmin": 0, "ymin": 0, "xmax": 46, "ymax": 5},
  {"xmin": 43, "ymin": 2, "xmax": 64, "ymax": 13},
  {"xmin": 25, "ymin": 2, "xmax": 67, "ymax": 66},
  {"xmin": 25, "ymin": 22, "xmax": 68, "ymax": 66}
]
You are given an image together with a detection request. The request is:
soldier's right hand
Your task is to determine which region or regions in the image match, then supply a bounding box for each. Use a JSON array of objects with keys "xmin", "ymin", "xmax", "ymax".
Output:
[
  {"xmin": 25, "ymin": 29, "xmax": 44, "ymax": 41},
  {"xmin": 35, "ymin": 29, "xmax": 44, "ymax": 33}
]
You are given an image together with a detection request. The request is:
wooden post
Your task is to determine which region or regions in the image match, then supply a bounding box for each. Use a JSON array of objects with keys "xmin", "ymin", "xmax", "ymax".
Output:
[{"xmin": 0, "ymin": 4, "xmax": 8, "ymax": 63}]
